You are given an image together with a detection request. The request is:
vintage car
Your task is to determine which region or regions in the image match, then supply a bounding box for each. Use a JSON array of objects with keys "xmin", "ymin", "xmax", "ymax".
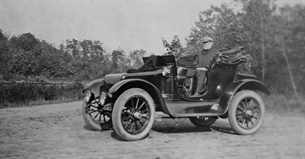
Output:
[{"xmin": 81, "ymin": 46, "xmax": 270, "ymax": 141}]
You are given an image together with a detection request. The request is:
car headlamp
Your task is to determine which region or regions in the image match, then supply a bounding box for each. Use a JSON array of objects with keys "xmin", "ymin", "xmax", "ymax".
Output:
[
  {"xmin": 99, "ymin": 92, "xmax": 107, "ymax": 105},
  {"xmin": 84, "ymin": 90, "xmax": 93, "ymax": 103}
]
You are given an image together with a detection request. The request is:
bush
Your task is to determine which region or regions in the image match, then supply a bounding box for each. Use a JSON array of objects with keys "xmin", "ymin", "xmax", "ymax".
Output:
[
  {"xmin": 0, "ymin": 82, "xmax": 83, "ymax": 108},
  {"xmin": 262, "ymin": 93, "xmax": 305, "ymax": 115}
]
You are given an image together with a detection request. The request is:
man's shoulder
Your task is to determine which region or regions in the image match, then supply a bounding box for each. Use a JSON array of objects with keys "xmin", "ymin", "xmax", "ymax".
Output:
[{"xmin": 212, "ymin": 48, "xmax": 220, "ymax": 54}]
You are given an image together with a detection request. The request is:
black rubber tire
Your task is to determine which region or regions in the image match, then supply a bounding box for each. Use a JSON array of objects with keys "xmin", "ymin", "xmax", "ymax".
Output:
[
  {"xmin": 82, "ymin": 99, "xmax": 112, "ymax": 131},
  {"xmin": 228, "ymin": 90, "xmax": 265, "ymax": 135},
  {"xmin": 189, "ymin": 116, "xmax": 217, "ymax": 127},
  {"xmin": 112, "ymin": 88, "xmax": 155, "ymax": 141}
]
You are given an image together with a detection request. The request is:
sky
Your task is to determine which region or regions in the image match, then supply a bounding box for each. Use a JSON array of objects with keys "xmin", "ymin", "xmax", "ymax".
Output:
[{"xmin": 1, "ymin": 0, "xmax": 303, "ymax": 55}]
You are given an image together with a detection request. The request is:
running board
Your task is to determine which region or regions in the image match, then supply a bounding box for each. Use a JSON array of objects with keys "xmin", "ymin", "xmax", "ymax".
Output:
[{"xmin": 165, "ymin": 101, "xmax": 221, "ymax": 117}]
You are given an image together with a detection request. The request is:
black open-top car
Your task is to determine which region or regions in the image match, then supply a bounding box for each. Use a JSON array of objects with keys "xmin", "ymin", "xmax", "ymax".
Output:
[{"xmin": 82, "ymin": 46, "xmax": 270, "ymax": 141}]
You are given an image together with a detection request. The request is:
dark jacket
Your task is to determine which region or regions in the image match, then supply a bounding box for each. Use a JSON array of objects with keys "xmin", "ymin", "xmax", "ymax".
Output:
[
  {"xmin": 185, "ymin": 47, "xmax": 219, "ymax": 77},
  {"xmin": 193, "ymin": 47, "xmax": 220, "ymax": 67},
  {"xmin": 177, "ymin": 54, "xmax": 197, "ymax": 67}
]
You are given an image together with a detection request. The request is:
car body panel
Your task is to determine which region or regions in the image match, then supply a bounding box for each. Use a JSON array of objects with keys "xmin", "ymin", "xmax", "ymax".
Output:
[
  {"xmin": 201, "ymin": 63, "xmax": 238, "ymax": 100},
  {"xmin": 104, "ymin": 73, "xmax": 125, "ymax": 84},
  {"xmin": 165, "ymin": 100, "xmax": 219, "ymax": 117},
  {"xmin": 235, "ymin": 73, "xmax": 257, "ymax": 80},
  {"xmin": 83, "ymin": 78, "xmax": 104, "ymax": 98},
  {"xmin": 108, "ymin": 77, "xmax": 171, "ymax": 115},
  {"xmin": 218, "ymin": 79, "xmax": 270, "ymax": 116}
]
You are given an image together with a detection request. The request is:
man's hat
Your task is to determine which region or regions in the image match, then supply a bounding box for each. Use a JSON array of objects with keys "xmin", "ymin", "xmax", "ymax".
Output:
[{"xmin": 202, "ymin": 36, "xmax": 213, "ymax": 43}]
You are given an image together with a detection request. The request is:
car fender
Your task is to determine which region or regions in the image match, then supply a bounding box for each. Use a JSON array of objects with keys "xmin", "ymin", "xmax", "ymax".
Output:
[
  {"xmin": 108, "ymin": 79, "xmax": 155, "ymax": 93},
  {"xmin": 109, "ymin": 79, "xmax": 170, "ymax": 114},
  {"xmin": 218, "ymin": 79, "xmax": 270, "ymax": 115},
  {"xmin": 83, "ymin": 78, "xmax": 104, "ymax": 98}
]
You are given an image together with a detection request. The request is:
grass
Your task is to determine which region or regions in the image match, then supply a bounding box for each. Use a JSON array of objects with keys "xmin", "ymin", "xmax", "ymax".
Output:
[
  {"xmin": 0, "ymin": 82, "xmax": 83, "ymax": 108},
  {"xmin": 2, "ymin": 98, "xmax": 81, "ymax": 108},
  {"xmin": 262, "ymin": 93, "xmax": 305, "ymax": 115}
]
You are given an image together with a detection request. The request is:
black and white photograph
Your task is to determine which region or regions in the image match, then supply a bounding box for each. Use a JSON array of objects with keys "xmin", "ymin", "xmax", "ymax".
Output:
[{"xmin": 0, "ymin": 0, "xmax": 304, "ymax": 158}]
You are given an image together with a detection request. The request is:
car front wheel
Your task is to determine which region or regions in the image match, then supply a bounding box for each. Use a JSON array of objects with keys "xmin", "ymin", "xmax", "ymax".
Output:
[
  {"xmin": 228, "ymin": 90, "xmax": 265, "ymax": 135},
  {"xmin": 112, "ymin": 88, "xmax": 155, "ymax": 141},
  {"xmin": 82, "ymin": 99, "xmax": 112, "ymax": 131}
]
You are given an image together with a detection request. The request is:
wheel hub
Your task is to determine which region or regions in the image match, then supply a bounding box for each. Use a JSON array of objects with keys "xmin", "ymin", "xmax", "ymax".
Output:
[
  {"xmin": 245, "ymin": 110, "xmax": 253, "ymax": 116},
  {"xmin": 133, "ymin": 112, "xmax": 142, "ymax": 119}
]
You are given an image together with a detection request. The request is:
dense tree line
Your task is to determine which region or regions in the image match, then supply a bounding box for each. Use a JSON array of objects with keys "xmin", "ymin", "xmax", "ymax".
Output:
[
  {"xmin": 0, "ymin": 31, "xmax": 147, "ymax": 82},
  {"xmin": 163, "ymin": 0, "xmax": 305, "ymax": 96}
]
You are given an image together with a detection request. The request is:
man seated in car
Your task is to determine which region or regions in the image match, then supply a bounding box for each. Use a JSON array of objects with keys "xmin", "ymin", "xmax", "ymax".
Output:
[{"xmin": 185, "ymin": 36, "xmax": 220, "ymax": 97}]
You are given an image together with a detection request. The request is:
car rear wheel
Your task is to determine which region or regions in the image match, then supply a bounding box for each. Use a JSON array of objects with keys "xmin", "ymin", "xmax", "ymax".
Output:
[
  {"xmin": 112, "ymin": 88, "xmax": 155, "ymax": 141},
  {"xmin": 82, "ymin": 99, "xmax": 112, "ymax": 131},
  {"xmin": 228, "ymin": 90, "xmax": 265, "ymax": 135},
  {"xmin": 189, "ymin": 116, "xmax": 217, "ymax": 127}
]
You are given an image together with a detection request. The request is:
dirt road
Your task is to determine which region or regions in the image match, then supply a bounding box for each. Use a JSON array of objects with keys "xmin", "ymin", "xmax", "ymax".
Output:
[{"xmin": 0, "ymin": 101, "xmax": 304, "ymax": 159}]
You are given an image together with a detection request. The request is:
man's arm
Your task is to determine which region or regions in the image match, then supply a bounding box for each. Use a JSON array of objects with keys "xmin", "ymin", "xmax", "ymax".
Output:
[
  {"xmin": 192, "ymin": 53, "xmax": 199, "ymax": 67},
  {"xmin": 214, "ymin": 48, "xmax": 221, "ymax": 55}
]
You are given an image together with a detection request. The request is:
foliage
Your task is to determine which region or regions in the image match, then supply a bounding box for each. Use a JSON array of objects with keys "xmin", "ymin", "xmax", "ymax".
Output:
[
  {"xmin": 0, "ymin": 82, "xmax": 83, "ymax": 108},
  {"xmin": 184, "ymin": 0, "xmax": 277, "ymax": 77},
  {"xmin": 176, "ymin": 0, "xmax": 305, "ymax": 95},
  {"xmin": 0, "ymin": 30, "xmax": 10, "ymax": 79},
  {"xmin": 162, "ymin": 35, "xmax": 187, "ymax": 58},
  {"xmin": 0, "ymin": 30, "xmax": 149, "ymax": 106},
  {"xmin": 129, "ymin": 49, "xmax": 147, "ymax": 69},
  {"xmin": 271, "ymin": 4, "xmax": 305, "ymax": 94},
  {"xmin": 9, "ymin": 33, "xmax": 39, "ymax": 51},
  {"xmin": 66, "ymin": 39, "xmax": 104, "ymax": 62},
  {"xmin": 111, "ymin": 49, "xmax": 132, "ymax": 73},
  {"xmin": 263, "ymin": 94, "xmax": 305, "ymax": 114},
  {"xmin": 0, "ymin": 31, "xmax": 145, "ymax": 81}
]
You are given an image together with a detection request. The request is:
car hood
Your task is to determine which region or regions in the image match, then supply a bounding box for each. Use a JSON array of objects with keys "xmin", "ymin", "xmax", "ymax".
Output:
[{"xmin": 104, "ymin": 73, "xmax": 126, "ymax": 84}]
